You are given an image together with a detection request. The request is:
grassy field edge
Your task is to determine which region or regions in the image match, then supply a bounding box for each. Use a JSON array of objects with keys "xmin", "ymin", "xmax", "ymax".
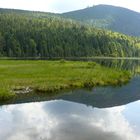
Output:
[{"xmin": 0, "ymin": 60, "xmax": 131, "ymax": 101}]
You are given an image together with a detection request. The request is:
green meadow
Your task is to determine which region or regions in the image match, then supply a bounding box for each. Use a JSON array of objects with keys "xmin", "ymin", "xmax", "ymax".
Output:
[{"xmin": 0, "ymin": 60, "xmax": 131, "ymax": 101}]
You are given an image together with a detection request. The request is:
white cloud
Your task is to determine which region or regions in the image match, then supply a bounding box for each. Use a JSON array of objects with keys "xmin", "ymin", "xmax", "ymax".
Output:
[
  {"xmin": 0, "ymin": 100, "xmax": 140, "ymax": 140},
  {"xmin": 0, "ymin": 0, "xmax": 140, "ymax": 13}
]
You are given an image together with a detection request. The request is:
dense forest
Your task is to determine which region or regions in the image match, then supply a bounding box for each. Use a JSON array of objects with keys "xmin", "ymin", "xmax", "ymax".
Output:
[
  {"xmin": 62, "ymin": 5, "xmax": 140, "ymax": 36},
  {"xmin": 0, "ymin": 8, "xmax": 140, "ymax": 57}
]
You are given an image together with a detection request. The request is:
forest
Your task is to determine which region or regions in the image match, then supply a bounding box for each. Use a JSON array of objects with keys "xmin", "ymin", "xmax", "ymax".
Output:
[
  {"xmin": 0, "ymin": 8, "xmax": 140, "ymax": 57},
  {"xmin": 62, "ymin": 5, "xmax": 140, "ymax": 36}
]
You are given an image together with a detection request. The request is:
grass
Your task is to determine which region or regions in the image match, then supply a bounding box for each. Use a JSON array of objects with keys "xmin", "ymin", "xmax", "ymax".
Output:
[
  {"xmin": 135, "ymin": 67, "xmax": 140, "ymax": 74},
  {"xmin": 0, "ymin": 60, "xmax": 131, "ymax": 101}
]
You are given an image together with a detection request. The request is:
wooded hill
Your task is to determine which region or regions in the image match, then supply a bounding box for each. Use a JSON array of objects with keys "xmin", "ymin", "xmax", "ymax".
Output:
[
  {"xmin": 62, "ymin": 5, "xmax": 140, "ymax": 36},
  {"xmin": 0, "ymin": 8, "xmax": 140, "ymax": 57}
]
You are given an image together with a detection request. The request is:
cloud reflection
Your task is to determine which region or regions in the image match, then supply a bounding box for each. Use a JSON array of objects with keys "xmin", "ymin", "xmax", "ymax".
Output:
[{"xmin": 0, "ymin": 100, "xmax": 140, "ymax": 140}]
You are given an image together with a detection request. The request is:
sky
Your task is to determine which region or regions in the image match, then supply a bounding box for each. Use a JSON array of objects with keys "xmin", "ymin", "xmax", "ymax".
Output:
[{"xmin": 0, "ymin": 0, "xmax": 139, "ymax": 13}]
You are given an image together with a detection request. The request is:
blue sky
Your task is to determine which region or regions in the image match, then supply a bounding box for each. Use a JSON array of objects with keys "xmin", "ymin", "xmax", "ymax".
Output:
[{"xmin": 0, "ymin": 0, "xmax": 139, "ymax": 13}]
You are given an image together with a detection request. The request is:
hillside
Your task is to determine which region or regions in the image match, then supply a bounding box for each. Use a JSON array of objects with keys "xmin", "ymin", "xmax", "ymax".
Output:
[
  {"xmin": 0, "ymin": 8, "xmax": 57, "ymax": 18},
  {"xmin": 0, "ymin": 8, "xmax": 140, "ymax": 57},
  {"xmin": 62, "ymin": 5, "xmax": 140, "ymax": 36}
]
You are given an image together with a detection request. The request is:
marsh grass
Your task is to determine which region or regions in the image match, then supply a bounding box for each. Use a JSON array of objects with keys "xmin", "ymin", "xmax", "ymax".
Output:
[{"xmin": 0, "ymin": 60, "xmax": 131, "ymax": 101}]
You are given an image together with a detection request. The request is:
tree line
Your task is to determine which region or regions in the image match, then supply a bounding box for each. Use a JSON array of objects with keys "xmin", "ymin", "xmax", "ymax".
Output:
[{"xmin": 0, "ymin": 10, "xmax": 140, "ymax": 58}]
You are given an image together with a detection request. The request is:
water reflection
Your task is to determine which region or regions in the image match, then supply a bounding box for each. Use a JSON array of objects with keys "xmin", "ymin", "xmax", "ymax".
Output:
[
  {"xmin": 0, "ymin": 100, "xmax": 140, "ymax": 140},
  {"xmin": 1, "ymin": 59, "xmax": 140, "ymax": 140},
  {"xmin": 1, "ymin": 59, "xmax": 140, "ymax": 106},
  {"xmin": 68, "ymin": 58, "xmax": 140, "ymax": 74},
  {"xmin": 58, "ymin": 76, "xmax": 140, "ymax": 108},
  {"xmin": 93, "ymin": 59, "xmax": 140, "ymax": 74},
  {"xmin": 2, "ymin": 76, "xmax": 140, "ymax": 108},
  {"xmin": 67, "ymin": 58, "xmax": 140, "ymax": 74}
]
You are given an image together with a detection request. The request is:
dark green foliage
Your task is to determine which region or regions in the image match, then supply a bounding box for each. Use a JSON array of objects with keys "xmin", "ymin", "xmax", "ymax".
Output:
[
  {"xmin": 62, "ymin": 5, "xmax": 140, "ymax": 36},
  {"xmin": 0, "ymin": 8, "xmax": 140, "ymax": 57}
]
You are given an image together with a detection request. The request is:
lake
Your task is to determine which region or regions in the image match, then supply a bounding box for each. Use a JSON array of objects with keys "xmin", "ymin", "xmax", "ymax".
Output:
[{"xmin": 0, "ymin": 59, "xmax": 140, "ymax": 140}]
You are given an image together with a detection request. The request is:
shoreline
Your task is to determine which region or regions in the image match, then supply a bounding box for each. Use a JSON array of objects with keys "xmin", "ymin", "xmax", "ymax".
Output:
[
  {"xmin": 0, "ymin": 60, "xmax": 131, "ymax": 102},
  {"xmin": 0, "ymin": 57, "xmax": 140, "ymax": 60}
]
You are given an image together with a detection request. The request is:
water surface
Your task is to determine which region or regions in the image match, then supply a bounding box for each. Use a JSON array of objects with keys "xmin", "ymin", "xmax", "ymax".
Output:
[
  {"xmin": 1, "ymin": 100, "xmax": 140, "ymax": 140},
  {"xmin": 1, "ymin": 59, "xmax": 140, "ymax": 140}
]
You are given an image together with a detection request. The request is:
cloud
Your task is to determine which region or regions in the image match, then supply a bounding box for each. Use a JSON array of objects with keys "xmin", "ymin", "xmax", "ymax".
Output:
[
  {"xmin": 0, "ymin": 0, "xmax": 140, "ymax": 13},
  {"xmin": 0, "ymin": 100, "xmax": 140, "ymax": 140},
  {"xmin": 48, "ymin": 0, "xmax": 94, "ymax": 13}
]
